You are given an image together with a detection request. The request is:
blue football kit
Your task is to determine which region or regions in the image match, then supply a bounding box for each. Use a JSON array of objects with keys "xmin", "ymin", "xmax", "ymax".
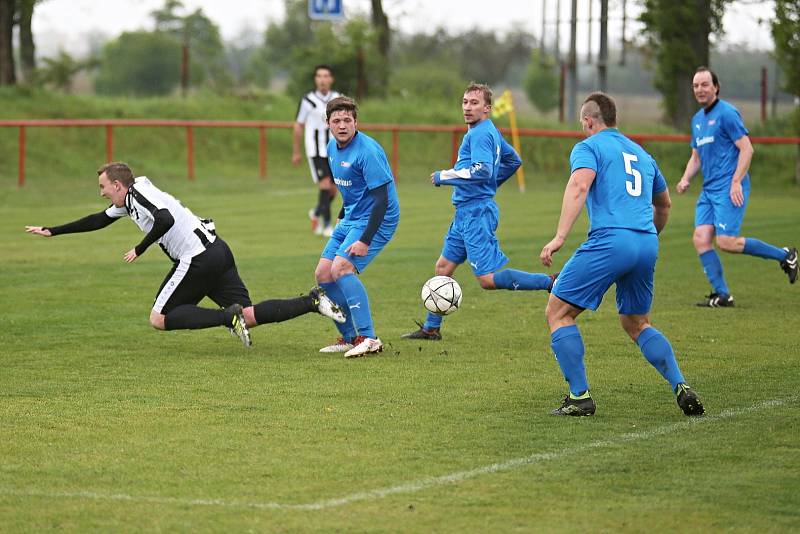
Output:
[
  {"xmin": 691, "ymin": 98, "xmax": 750, "ymax": 236},
  {"xmin": 322, "ymin": 131, "xmax": 400, "ymax": 273},
  {"xmin": 319, "ymin": 131, "xmax": 399, "ymax": 342},
  {"xmin": 433, "ymin": 118, "xmax": 519, "ymax": 276},
  {"xmin": 553, "ymin": 128, "xmax": 667, "ymax": 315},
  {"xmin": 550, "ymin": 127, "xmax": 689, "ymax": 400}
]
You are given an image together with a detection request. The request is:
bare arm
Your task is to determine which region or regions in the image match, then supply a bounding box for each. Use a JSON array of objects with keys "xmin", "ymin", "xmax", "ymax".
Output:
[
  {"xmin": 676, "ymin": 149, "xmax": 701, "ymax": 194},
  {"xmin": 540, "ymin": 168, "xmax": 595, "ymax": 267},
  {"xmin": 292, "ymin": 122, "xmax": 304, "ymax": 165},
  {"xmin": 653, "ymin": 189, "xmax": 671, "ymax": 234},
  {"xmin": 729, "ymin": 135, "xmax": 754, "ymax": 207}
]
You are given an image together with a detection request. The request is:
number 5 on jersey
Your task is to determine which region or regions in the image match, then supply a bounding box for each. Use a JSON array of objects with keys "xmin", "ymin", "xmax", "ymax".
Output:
[{"xmin": 623, "ymin": 152, "xmax": 642, "ymax": 197}]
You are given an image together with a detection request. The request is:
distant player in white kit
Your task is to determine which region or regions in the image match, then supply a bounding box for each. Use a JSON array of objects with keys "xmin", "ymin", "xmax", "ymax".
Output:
[
  {"xmin": 292, "ymin": 65, "xmax": 341, "ymax": 237},
  {"xmin": 25, "ymin": 162, "xmax": 345, "ymax": 347}
]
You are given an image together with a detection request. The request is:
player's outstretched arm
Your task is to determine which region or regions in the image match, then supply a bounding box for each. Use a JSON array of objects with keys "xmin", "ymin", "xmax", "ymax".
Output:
[
  {"xmin": 25, "ymin": 211, "xmax": 118, "ymax": 237},
  {"xmin": 25, "ymin": 226, "xmax": 52, "ymax": 237}
]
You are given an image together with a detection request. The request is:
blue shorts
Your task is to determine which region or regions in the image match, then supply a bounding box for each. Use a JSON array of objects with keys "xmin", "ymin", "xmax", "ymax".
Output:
[
  {"xmin": 321, "ymin": 218, "xmax": 398, "ymax": 273},
  {"xmin": 552, "ymin": 228, "xmax": 659, "ymax": 315},
  {"xmin": 695, "ymin": 188, "xmax": 749, "ymax": 236},
  {"xmin": 441, "ymin": 199, "xmax": 509, "ymax": 276}
]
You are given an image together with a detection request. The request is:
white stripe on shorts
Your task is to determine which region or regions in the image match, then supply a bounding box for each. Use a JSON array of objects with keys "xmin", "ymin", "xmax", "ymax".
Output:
[{"xmin": 152, "ymin": 258, "xmax": 191, "ymax": 313}]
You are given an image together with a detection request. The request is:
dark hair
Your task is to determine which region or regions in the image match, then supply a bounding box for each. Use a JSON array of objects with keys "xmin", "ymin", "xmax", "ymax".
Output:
[
  {"xmin": 582, "ymin": 92, "xmax": 617, "ymax": 127},
  {"xmin": 97, "ymin": 162, "xmax": 134, "ymax": 187},
  {"xmin": 326, "ymin": 96, "xmax": 358, "ymax": 121},
  {"xmin": 464, "ymin": 82, "xmax": 493, "ymax": 106},
  {"xmin": 314, "ymin": 64, "xmax": 333, "ymax": 77},
  {"xmin": 694, "ymin": 66, "xmax": 720, "ymax": 95}
]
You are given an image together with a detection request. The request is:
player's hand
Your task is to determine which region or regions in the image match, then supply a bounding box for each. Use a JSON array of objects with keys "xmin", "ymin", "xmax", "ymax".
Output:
[
  {"xmin": 345, "ymin": 240, "xmax": 369, "ymax": 257},
  {"xmin": 730, "ymin": 182, "xmax": 744, "ymax": 207},
  {"xmin": 25, "ymin": 226, "xmax": 52, "ymax": 237},
  {"xmin": 291, "ymin": 153, "xmax": 301, "ymax": 166},
  {"xmin": 430, "ymin": 172, "xmax": 437, "ymax": 185},
  {"xmin": 540, "ymin": 237, "xmax": 565, "ymax": 268},
  {"xmin": 676, "ymin": 178, "xmax": 691, "ymax": 194},
  {"xmin": 123, "ymin": 248, "xmax": 138, "ymax": 263}
]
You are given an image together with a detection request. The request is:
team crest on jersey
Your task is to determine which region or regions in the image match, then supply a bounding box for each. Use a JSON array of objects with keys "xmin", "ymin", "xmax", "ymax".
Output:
[
  {"xmin": 340, "ymin": 161, "xmax": 351, "ymax": 168},
  {"xmin": 708, "ymin": 119, "xmax": 716, "ymax": 126}
]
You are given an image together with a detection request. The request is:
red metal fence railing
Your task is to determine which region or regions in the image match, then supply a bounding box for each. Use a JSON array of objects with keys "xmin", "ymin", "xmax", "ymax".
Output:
[{"xmin": 2, "ymin": 119, "xmax": 799, "ymax": 187}]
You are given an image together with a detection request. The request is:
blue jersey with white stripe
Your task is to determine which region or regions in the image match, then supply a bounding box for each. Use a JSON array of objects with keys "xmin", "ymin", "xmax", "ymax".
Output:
[
  {"xmin": 327, "ymin": 132, "xmax": 400, "ymax": 223},
  {"xmin": 439, "ymin": 119, "xmax": 521, "ymax": 206},
  {"xmin": 569, "ymin": 128, "xmax": 667, "ymax": 236},
  {"xmin": 690, "ymin": 98, "xmax": 750, "ymax": 194}
]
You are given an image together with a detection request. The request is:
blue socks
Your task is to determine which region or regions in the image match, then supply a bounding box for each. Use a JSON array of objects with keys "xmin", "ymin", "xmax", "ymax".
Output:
[
  {"xmin": 423, "ymin": 311, "xmax": 443, "ymax": 331},
  {"xmin": 320, "ymin": 281, "xmax": 357, "ymax": 341},
  {"xmin": 336, "ymin": 273, "xmax": 375, "ymax": 338},
  {"xmin": 636, "ymin": 327, "xmax": 685, "ymax": 390},
  {"xmin": 743, "ymin": 238, "xmax": 788, "ymax": 262},
  {"xmin": 699, "ymin": 250, "xmax": 730, "ymax": 296},
  {"xmin": 493, "ymin": 269, "xmax": 552, "ymax": 291},
  {"xmin": 550, "ymin": 325, "xmax": 589, "ymax": 396}
]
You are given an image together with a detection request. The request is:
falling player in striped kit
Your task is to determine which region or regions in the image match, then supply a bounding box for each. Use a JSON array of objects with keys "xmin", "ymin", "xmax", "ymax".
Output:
[{"xmin": 25, "ymin": 162, "xmax": 345, "ymax": 347}]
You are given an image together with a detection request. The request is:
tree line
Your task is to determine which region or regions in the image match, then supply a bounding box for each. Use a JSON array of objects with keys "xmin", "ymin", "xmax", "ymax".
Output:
[{"xmin": 0, "ymin": 0, "xmax": 797, "ymax": 128}]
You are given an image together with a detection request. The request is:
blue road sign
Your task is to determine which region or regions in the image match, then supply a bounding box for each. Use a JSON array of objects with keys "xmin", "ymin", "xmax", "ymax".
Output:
[{"xmin": 308, "ymin": 0, "xmax": 344, "ymax": 20}]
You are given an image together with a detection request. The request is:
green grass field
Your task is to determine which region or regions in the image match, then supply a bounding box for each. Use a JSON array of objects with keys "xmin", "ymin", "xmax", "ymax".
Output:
[{"xmin": 1, "ymin": 163, "xmax": 799, "ymax": 532}]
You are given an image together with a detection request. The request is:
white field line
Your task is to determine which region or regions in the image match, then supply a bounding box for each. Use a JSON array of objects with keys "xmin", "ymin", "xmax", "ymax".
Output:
[{"xmin": 0, "ymin": 397, "xmax": 792, "ymax": 512}]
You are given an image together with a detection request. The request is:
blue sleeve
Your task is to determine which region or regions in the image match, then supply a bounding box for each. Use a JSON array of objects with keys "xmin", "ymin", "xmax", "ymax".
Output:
[
  {"xmin": 569, "ymin": 141, "xmax": 598, "ymax": 173},
  {"xmin": 496, "ymin": 139, "xmax": 521, "ymax": 188},
  {"xmin": 652, "ymin": 161, "xmax": 667, "ymax": 195},
  {"xmin": 721, "ymin": 107, "xmax": 749, "ymax": 143},
  {"xmin": 468, "ymin": 129, "xmax": 496, "ymax": 181},
  {"xmin": 360, "ymin": 141, "xmax": 394, "ymax": 190}
]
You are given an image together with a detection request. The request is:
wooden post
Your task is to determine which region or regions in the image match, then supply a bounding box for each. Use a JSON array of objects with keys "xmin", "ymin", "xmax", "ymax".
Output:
[
  {"xmin": 186, "ymin": 126, "xmax": 195, "ymax": 181},
  {"xmin": 18, "ymin": 126, "xmax": 25, "ymax": 187},
  {"xmin": 105, "ymin": 124, "xmax": 114, "ymax": 162},
  {"xmin": 259, "ymin": 126, "xmax": 267, "ymax": 180},
  {"xmin": 391, "ymin": 128, "xmax": 399, "ymax": 180}
]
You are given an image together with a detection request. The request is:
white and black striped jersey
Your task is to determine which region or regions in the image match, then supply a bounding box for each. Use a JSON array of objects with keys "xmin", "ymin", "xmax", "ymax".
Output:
[
  {"xmin": 105, "ymin": 176, "xmax": 216, "ymax": 261},
  {"xmin": 296, "ymin": 90, "xmax": 341, "ymax": 158}
]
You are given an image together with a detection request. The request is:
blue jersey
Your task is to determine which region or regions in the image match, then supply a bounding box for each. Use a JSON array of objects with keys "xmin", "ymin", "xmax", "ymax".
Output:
[
  {"xmin": 690, "ymin": 98, "xmax": 750, "ymax": 194},
  {"xmin": 436, "ymin": 119, "xmax": 521, "ymax": 206},
  {"xmin": 327, "ymin": 132, "xmax": 400, "ymax": 223},
  {"xmin": 569, "ymin": 128, "xmax": 667, "ymax": 236}
]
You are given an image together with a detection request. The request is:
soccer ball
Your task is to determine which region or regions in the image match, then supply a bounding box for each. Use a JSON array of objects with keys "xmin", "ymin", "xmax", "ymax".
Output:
[{"xmin": 421, "ymin": 276, "xmax": 462, "ymax": 316}]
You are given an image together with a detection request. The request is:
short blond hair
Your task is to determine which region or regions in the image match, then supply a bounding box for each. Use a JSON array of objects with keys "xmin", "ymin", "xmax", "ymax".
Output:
[{"xmin": 464, "ymin": 82, "xmax": 492, "ymax": 106}]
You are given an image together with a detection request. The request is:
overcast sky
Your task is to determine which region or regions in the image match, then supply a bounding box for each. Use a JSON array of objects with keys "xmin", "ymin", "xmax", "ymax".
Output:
[{"xmin": 31, "ymin": 0, "xmax": 776, "ymax": 58}]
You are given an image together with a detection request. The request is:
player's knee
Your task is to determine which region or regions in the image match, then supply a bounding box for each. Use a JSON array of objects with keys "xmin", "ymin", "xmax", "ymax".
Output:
[
  {"xmin": 716, "ymin": 236, "xmax": 739, "ymax": 253},
  {"xmin": 331, "ymin": 260, "xmax": 356, "ymax": 281},
  {"xmin": 149, "ymin": 311, "xmax": 166, "ymax": 330},
  {"xmin": 434, "ymin": 260, "xmax": 454, "ymax": 276},
  {"xmin": 314, "ymin": 262, "xmax": 333, "ymax": 283},
  {"xmin": 692, "ymin": 232, "xmax": 712, "ymax": 251}
]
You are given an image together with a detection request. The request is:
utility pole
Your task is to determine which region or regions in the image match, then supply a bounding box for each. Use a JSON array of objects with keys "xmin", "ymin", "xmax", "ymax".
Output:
[
  {"xmin": 620, "ymin": 0, "xmax": 627, "ymax": 66},
  {"xmin": 598, "ymin": 0, "xmax": 608, "ymax": 91},
  {"xmin": 540, "ymin": 0, "xmax": 547, "ymax": 64},
  {"xmin": 555, "ymin": 0, "xmax": 561, "ymax": 63},
  {"xmin": 586, "ymin": 0, "xmax": 593, "ymax": 64},
  {"xmin": 568, "ymin": 0, "xmax": 577, "ymax": 122}
]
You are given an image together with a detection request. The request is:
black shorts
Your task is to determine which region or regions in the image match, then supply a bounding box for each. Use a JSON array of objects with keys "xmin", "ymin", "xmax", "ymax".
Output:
[
  {"xmin": 153, "ymin": 238, "xmax": 252, "ymax": 314},
  {"xmin": 308, "ymin": 156, "xmax": 332, "ymax": 184}
]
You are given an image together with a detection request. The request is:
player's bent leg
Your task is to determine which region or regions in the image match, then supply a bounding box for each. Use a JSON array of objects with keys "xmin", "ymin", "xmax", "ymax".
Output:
[
  {"xmin": 160, "ymin": 304, "xmax": 251, "ymax": 346},
  {"xmin": 544, "ymin": 294, "xmax": 594, "ymax": 415},
  {"xmin": 488, "ymin": 269, "xmax": 554, "ymax": 291},
  {"xmin": 316, "ymin": 257, "xmax": 358, "ymax": 349},
  {"xmin": 715, "ymin": 235, "xmax": 745, "ymax": 254},
  {"xmin": 692, "ymin": 224, "xmax": 715, "ymax": 254}
]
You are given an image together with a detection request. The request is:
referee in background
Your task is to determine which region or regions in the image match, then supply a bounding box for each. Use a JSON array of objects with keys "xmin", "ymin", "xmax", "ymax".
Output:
[{"xmin": 26, "ymin": 162, "xmax": 345, "ymax": 347}]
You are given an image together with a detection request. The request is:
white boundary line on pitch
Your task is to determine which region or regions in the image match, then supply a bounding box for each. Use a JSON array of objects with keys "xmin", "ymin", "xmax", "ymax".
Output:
[{"xmin": 0, "ymin": 397, "xmax": 792, "ymax": 511}]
